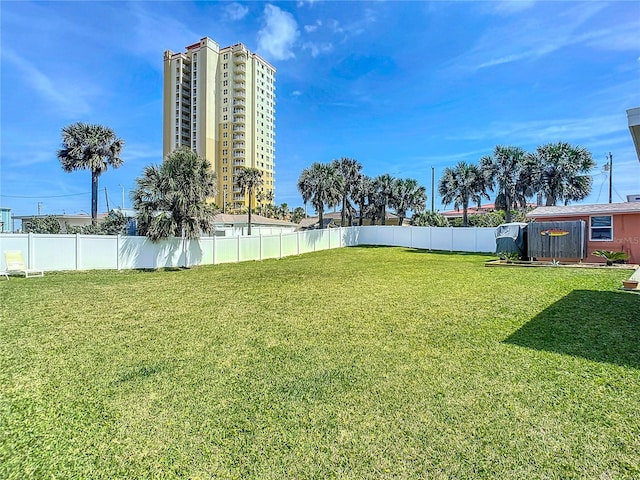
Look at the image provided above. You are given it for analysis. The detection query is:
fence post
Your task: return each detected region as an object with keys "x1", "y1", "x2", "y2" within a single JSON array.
[
  {"x1": 450, "y1": 227, "x2": 454, "y2": 252},
  {"x1": 329, "y1": 229, "x2": 331, "y2": 250},
  {"x1": 76, "y1": 233, "x2": 81, "y2": 270},
  {"x1": 280, "y1": 231, "x2": 283, "y2": 259},
  {"x1": 213, "y1": 235, "x2": 216, "y2": 265},
  {"x1": 259, "y1": 234, "x2": 263, "y2": 261},
  {"x1": 28, "y1": 233, "x2": 34, "y2": 269},
  {"x1": 474, "y1": 227, "x2": 478, "y2": 253},
  {"x1": 116, "y1": 235, "x2": 121, "y2": 270},
  {"x1": 237, "y1": 235, "x2": 240, "y2": 263},
  {"x1": 297, "y1": 231, "x2": 300, "y2": 255}
]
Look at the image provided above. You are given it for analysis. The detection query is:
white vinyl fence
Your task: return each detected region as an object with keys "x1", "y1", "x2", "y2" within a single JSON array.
[{"x1": 0, "y1": 226, "x2": 496, "y2": 272}]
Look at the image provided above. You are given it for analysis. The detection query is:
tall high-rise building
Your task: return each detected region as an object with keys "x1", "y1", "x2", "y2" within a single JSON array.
[{"x1": 163, "y1": 37, "x2": 276, "y2": 212}]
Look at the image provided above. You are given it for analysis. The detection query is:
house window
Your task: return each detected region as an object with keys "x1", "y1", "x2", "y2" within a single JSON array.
[{"x1": 590, "y1": 215, "x2": 613, "y2": 241}]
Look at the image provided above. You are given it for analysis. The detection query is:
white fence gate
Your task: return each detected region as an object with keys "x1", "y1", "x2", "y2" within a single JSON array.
[{"x1": 0, "y1": 226, "x2": 496, "y2": 272}]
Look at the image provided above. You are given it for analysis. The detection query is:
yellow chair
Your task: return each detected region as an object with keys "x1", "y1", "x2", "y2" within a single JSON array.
[{"x1": 4, "y1": 251, "x2": 44, "y2": 278}]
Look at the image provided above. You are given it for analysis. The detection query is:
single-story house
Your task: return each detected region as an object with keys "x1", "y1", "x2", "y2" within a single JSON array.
[
  {"x1": 298, "y1": 211, "x2": 406, "y2": 230},
  {"x1": 13, "y1": 213, "x2": 108, "y2": 233},
  {"x1": 526, "y1": 201, "x2": 640, "y2": 264},
  {"x1": 211, "y1": 213, "x2": 298, "y2": 235},
  {"x1": 442, "y1": 202, "x2": 537, "y2": 220}
]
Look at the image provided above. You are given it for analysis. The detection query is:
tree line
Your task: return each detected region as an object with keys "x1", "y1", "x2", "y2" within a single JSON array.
[
  {"x1": 297, "y1": 158, "x2": 427, "y2": 228},
  {"x1": 440, "y1": 143, "x2": 595, "y2": 226},
  {"x1": 298, "y1": 142, "x2": 595, "y2": 229},
  {"x1": 47, "y1": 122, "x2": 595, "y2": 237}
]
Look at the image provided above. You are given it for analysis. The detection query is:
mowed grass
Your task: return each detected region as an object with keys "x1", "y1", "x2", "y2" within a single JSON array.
[{"x1": 1, "y1": 247, "x2": 639, "y2": 479}]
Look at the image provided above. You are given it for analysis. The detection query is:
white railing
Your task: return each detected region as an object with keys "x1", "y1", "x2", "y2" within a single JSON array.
[{"x1": 0, "y1": 226, "x2": 496, "y2": 272}]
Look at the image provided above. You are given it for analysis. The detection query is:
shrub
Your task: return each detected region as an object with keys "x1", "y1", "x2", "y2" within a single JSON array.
[{"x1": 592, "y1": 250, "x2": 629, "y2": 265}]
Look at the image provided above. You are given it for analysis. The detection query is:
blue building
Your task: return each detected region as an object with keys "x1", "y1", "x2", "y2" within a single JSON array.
[{"x1": 0, "y1": 207, "x2": 11, "y2": 232}]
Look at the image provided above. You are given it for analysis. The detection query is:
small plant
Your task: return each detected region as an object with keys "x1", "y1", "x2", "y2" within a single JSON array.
[
  {"x1": 592, "y1": 250, "x2": 629, "y2": 266},
  {"x1": 498, "y1": 251, "x2": 520, "y2": 262}
]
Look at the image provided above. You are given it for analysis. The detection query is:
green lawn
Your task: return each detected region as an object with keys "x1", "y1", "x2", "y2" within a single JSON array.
[{"x1": 1, "y1": 247, "x2": 639, "y2": 479}]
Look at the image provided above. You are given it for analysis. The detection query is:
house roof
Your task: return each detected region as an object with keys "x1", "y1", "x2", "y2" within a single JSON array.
[
  {"x1": 13, "y1": 213, "x2": 108, "y2": 220},
  {"x1": 527, "y1": 202, "x2": 640, "y2": 218},
  {"x1": 442, "y1": 202, "x2": 537, "y2": 218},
  {"x1": 212, "y1": 213, "x2": 297, "y2": 227},
  {"x1": 298, "y1": 211, "x2": 400, "y2": 229},
  {"x1": 442, "y1": 203, "x2": 497, "y2": 218}
]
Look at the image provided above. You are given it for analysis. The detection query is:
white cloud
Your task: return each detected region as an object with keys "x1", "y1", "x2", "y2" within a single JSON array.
[
  {"x1": 225, "y1": 2, "x2": 249, "y2": 21},
  {"x1": 448, "y1": 114, "x2": 626, "y2": 145},
  {"x1": 297, "y1": 0, "x2": 321, "y2": 7},
  {"x1": 292, "y1": 90, "x2": 302, "y2": 96},
  {"x1": 450, "y1": 2, "x2": 622, "y2": 73},
  {"x1": 489, "y1": 1, "x2": 537, "y2": 15},
  {"x1": 304, "y1": 20, "x2": 322, "y2": 33},
  {"x1": 2, "y1": 49, "x2": 93, "y2": 118},
  {"x1": 128, "y1": 4, "x2": 200, "y2": 68},
  {"x1": 257, "y1": 5, "x2": 300, "y2": 61},
  {"x1": 326, "y1": 9, "x2": 376, "y2": 39},
  {"x1": 302, "y1": 41, "x2": 333, "y2": 57}
]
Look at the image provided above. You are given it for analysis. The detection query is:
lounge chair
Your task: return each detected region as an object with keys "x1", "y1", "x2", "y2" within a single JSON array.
[{"x1": 4, "y1": 251, "x2": 44, "y2": 278}]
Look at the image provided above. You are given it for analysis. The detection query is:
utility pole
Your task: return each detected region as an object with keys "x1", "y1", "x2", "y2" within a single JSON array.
[
  {"x1": 607, "y1": 152, "x2": 613, "y2": 204},
  {"x1": 104, "y1": 187, "x2": 110, "y2": 212},
  {"x1": 37, "y1": 202, "x2": 42, "y2": 215},
  {"x1": 119, "y1": 184, "x2": 125, "y2": 209},
  {"x1": 431, "y1": 167, "x2": 435, "y2": 213}
]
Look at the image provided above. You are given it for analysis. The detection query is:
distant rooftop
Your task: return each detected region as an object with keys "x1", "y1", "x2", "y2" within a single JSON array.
[{"x1": 527, "y1": 202, "x2": 640, "y2": 217}]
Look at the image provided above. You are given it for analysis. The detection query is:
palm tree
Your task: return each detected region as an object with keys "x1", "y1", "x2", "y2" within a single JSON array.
[
  {"x1": 438, "y1": 162, "x2": 488, "y2": 227},
  {"x1": 513, "y1": 152, "x2": 541, "y2": 209},
  {"x1": 291, "y1": 206, "x2": 306, "y2": 224},
  {"x1": 352, "y1": 175, "x2": 373, "y2": 226},
  {"x1": 58, "y1": 122, "x2": 124, "y2": 224},
  {"x1": 480, "y1": 145, "x2": 527, "y2": 223},
  {"x1": 277, "y1": 203, "x2": 290, "y2": 221},
  {"x1": 390, "y1": 178, "x2": 427, "y2": 226},
  {"x1": 297, "y1": 162, "x2": 343, "y2": 229},
  {"x1": 533, "y1": 142, "x2": 595, "y2": 206},
  {"x1": 236, "y1": 167, "x2": 264, "y2": 235},
  {"x1": 373, "y1": 174, "x2": 395, "y2": 225},
  {"x1": 131, "y1": 148, "x2": 217, "y2": 241},
  {"x1": 332, "y1": 157, "x2": 363, "y2": 226}
]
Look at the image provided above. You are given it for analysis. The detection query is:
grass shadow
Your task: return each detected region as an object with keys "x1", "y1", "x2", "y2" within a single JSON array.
[
  {"x1": 504, "y1": 290, "x2": 640, "y2": 369},
  {"x1": 402, "y1": 248, "x2": 490, "y2": 256},
  {"x1": 111, "y1": 362, "x2": 172, "y2": 385}
]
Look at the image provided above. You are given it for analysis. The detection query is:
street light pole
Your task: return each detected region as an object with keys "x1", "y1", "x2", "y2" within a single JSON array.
[
  {"x1": 119, "y1": 184, "x2": 125, "y2": 209},
  {"x1": 431, "y1": 167, "x2": 435, "y2": 213},
  {"x1": 607, "y1": 152, "x2": 613, "y2": 204}
]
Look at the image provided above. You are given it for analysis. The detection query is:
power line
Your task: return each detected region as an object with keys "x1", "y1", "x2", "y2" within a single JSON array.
[{"x1": 0, "y1": 192, "x2": 90, "y2": 198}]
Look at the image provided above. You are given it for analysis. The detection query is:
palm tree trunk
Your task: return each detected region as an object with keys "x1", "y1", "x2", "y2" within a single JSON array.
[
  {"x1": 505, "y1": 193, "x2": 512, "y2": 223},
  {"x1": 381, "y1": 205, "x2": 386, "y2": 225},
  {"x1": 91, "y1": 170, "x2": 99, "y2": 225},
  {"x1": 318, "y1": 208, "x2": 324, "y2": 230},
  {"x1": 463, "y1": 200, "x2": 469, "y2": 227},
  {"x1": 248, "y1": 190, "x2": 253, "y2": 235},
  {"x1": 341, "y1": 196, "x2": 346, "y2": 227}
]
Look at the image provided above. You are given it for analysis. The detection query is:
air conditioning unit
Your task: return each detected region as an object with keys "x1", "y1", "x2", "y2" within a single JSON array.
[{"x1": 626, "y1": 194, "x2": 640, "y2": 202}]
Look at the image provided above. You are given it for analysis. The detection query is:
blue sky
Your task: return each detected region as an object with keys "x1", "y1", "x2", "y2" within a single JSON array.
[{"x1": 1, "y1": 0, "x2": 639, "y2": 217}]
